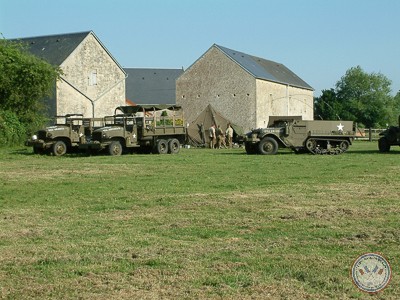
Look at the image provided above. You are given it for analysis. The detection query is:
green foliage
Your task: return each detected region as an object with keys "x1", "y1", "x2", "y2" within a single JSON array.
[
  {"x1": 315, "y1": 66, "x2": 397, "y2": 127},
  {"x1": 0, "y1": 110, "x2": 26, "y2": 145},
  {"x1": 0, "y1": 38, "x2": 61, "y2": 144},
  {"x1": 314, "y1": 89, "x2": 341, "y2": 120},
  {"x1": 392, "y1": 91, "x2": 400, "y2": 126}
]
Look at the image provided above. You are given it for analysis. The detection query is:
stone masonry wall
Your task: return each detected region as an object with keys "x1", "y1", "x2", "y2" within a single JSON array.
[
  {"x1": 176, "y1": 46, "x2": 256, "y2": 132},
  {"x1": 256, "y1": 80, "x2": 314, "y2": 127},
  {"x1": 57, "y1": 34, "x2": 125, "y2": 117}
]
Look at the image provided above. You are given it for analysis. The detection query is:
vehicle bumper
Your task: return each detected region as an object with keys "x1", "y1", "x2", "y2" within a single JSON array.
[
  {"x1": 244, "y1": 136, "x2": 260, "y2": 143},
  {"x1": 25, "y1": 139, "x2": 50, "y2": 149}
]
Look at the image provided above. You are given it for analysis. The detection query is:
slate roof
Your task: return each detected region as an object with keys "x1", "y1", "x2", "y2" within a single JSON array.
[
  {"x1": 214, "y1": 44, "x2": 313, "y2": 91},
  {"x1": 11, "y1": 31, "x2": 90, "y2": 66},
  {"x1": 11, "y1": 31, "x2": 125, "y2": 73},
  {"x1": 124, "y1": 68, "x2": 183, "y2": 105}
]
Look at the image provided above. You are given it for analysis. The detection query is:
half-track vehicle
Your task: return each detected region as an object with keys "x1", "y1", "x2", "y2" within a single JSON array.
[
  {"x1": 26, "y1": 114, "x2": 104, "y2": 156},
  {"x1": 378, "y1": 115, "x2": 400, "y2": 152},
  {"x1": 244, "y1": 116, "x2": 355, "y2": 155},
  {"x1": 79, "y1": 105, "x2": 186, "y2": 155}
]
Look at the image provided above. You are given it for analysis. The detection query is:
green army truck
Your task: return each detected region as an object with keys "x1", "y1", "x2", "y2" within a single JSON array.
[
  {"x1": 244, "y1": 116, "x2": 355, "y2": 155},
  {"x1": 378, "y1": 115, "x2": 400, "y2": 152},
  {"x1": 26, "y1": 114, "x2": 104, "y2": 156},
  {"x1": 79, "y1": 105, "x2": 186, "y2": 155}
]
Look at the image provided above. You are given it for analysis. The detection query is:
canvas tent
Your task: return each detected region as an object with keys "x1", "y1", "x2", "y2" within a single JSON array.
[{"x1": 186, "y1": 104, "x2": 243, "y2": 147}]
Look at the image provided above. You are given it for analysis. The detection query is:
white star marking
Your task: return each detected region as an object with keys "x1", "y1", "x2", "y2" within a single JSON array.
[{"x1": 337, "y1": 123, "x2": 344, "y2": 131}]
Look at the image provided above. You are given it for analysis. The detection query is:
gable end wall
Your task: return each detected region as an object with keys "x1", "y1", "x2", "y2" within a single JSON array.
[
  {"x1": 177, "y1": 46, "x2": 256, "y2": 131},
  {"x1": 57, "y1": 34, "x2": 125, "y2": 117}
]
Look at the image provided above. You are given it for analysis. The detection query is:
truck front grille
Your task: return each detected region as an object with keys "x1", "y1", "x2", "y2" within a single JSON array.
[
  {"x1": 92, "y1": 131, "x2": 103, "y2": 141},
  {"x1": 38, "y1": 130, "x2": 47, "y2": 140}
]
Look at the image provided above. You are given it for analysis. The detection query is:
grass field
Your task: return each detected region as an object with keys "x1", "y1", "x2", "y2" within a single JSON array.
[{"x1": 0, "y1": 141, "x2": 399, "y2": 299}]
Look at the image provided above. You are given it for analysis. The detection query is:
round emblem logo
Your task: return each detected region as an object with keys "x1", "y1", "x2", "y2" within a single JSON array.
[{"x1": 351, "y1": 253, "x2": 392, "y2": 293}]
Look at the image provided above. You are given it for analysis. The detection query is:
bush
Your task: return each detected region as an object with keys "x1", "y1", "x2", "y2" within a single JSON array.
[{"x1": 0, "y1": 110, "x2": 26, "y2": 146}]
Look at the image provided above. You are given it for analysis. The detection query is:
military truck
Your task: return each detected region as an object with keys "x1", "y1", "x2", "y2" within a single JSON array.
[
  {"x1": 26, "y1": 114, "x2": 104, "y2": 156},
  {"x1": 244, "y1": 116, "x2": 355, "y2": 155},
  {"x1": 80, "y1": 105, "x2": 186, "y2": 155},
  {"x1": 378, "y1": 115, "x2": 400, "y2": 152}
]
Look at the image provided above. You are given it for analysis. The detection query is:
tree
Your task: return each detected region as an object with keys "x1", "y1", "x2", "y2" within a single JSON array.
[
  {"x1": 335, "y1": 66, "x2": 393, "y2": 128},
  {"x1": 390, "y1": 91, "x2": 400, "y2": 126},
  {"x1": 314, "y1": 89, "x2": 342, "y2": 120},
  {"x1": 0, "y1": 38, "x2": 61, "y2": 143},
  {"x1": 314, "y1": 66, "x2": 396, "y2": 127}
]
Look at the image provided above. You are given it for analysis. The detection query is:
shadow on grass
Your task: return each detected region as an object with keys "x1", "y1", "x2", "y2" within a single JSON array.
[
  {"x1": 348, "y1": 149, "x2": 400, "y2": 155},
  {"x1": 9, "y1": 147, "x2": 92, "y2": 158},
  {"x1": 215, "y1": 150, "x2": 296, "y2": 156},
  {"x1": 9, "y1": 148, "x2": 34, "y2": 155}
]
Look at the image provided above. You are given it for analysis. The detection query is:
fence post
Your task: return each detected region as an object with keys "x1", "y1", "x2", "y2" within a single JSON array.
[{"x1": 368, "y1": 127, "x2": 372, "y2": 142}]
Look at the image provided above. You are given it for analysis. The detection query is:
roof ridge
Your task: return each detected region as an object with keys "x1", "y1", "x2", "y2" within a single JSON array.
[{"x1": 12, "y1": 30, "x2": 92, "y2": 40}]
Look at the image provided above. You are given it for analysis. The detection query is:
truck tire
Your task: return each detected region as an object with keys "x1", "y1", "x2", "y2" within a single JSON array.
[
  {"x1": 258, "y1": 137, "x2": 278, "y2": 155},
  {"x1": 339, "y1": 140, "x2": 350, "y2": 152},
  {"x1": 154, "y1": 139, "x2": 168, "y2": 154},
  {"x1": 52, "y1": 140, "x2": 67, "y2": 156},
  {"x1": 378, "y1": 137, "x2": 390, "y2": 152},
  {"x1": 168, "y1": 139, "x2": 180, "y2": 154},
  {"x1": 108, "y1": 141, "x2": 123, "y2": 156}
]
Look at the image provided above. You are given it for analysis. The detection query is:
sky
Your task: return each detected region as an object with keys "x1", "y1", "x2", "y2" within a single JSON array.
[{"x1": 1, "y1": 0, "x2": 399, "y2": 97}]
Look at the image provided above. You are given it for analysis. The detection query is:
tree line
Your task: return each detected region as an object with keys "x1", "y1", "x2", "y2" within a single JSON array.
[
  {"x1": 1, "y1": 39, "x2": 399, "y2": 146},
  {"x1": 314, "y1": 66, "x2": 400, "y2": 128}
]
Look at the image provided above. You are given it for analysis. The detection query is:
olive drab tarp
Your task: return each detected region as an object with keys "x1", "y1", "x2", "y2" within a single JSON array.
[{"x1": 186, "y1": 104, "x2": 243, "y2": 147}]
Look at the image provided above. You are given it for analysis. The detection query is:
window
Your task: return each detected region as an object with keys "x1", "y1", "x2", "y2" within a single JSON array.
[{"x1": 89, "y1": 70, "x2": 97, "y2": 86}]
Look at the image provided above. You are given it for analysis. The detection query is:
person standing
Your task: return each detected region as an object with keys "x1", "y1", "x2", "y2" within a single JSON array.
[
  {"x1": 226, "y1": 123, "x2": 234, "y2": 148},
  {"x1": 209, "y1": 124, "x2": 216, "y2": 149},
  {"x1": 216, "y1": 125, "x2": 224, "y2": 149}
]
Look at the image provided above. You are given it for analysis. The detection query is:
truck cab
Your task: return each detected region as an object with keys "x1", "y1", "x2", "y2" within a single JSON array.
[{"x1": 26, "y1": 114, "x2": 104, "y2": 156}]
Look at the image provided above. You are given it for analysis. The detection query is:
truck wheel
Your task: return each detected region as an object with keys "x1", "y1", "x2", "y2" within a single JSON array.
[
  {"x1": 339, "y1": 140, "x2": 350, "y2": 152},
  {"x1": 258, "y1": 137, "x2": 278, "y2": 155},
  {"x1": 154, "y1": 139, "x2": 168, "y2": 154},
  {"x1": 52, "y1": 141, "x2": 67, "y2": 156},
  {"x1": 378, "y1": 137, "x2": 390, "y2": 152},
  {"x1": 108, "y1": 141, "x2": 123, "y2": 156},
  {"x1": 305, "y1": 139, "x2": 316, "y2": 152},
  {"x1": 168, "y1": 139, "x2": 180, "y2": 154}
]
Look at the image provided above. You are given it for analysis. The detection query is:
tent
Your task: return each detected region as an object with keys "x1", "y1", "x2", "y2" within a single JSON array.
[{"x1": 186, "y1": 104, "x2": 244, "y2": 147}]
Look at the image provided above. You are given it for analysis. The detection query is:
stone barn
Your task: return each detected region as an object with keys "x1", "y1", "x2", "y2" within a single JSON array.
[
  {"x1": 15, "y1": 31, "x2": 126, "y2": 117},
  {"x1": 176, "y1": 44, "x2": 314, "y2": 132}
]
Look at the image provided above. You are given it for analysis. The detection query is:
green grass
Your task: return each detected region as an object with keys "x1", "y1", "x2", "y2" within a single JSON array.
[{"x1": 0, "y1": 142, "x2": 399, "y2": 299}]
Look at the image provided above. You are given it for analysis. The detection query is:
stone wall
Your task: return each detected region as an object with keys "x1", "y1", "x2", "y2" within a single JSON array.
[
  {"x1": 255, "y1": 81, "x2": 314, "y2": 128},
  {"x1": 177, "y1": 46, "x2": 256, "y2": 132},
  {"x1": 57, "y1": 34, "x2": 125, "y2": 117}
]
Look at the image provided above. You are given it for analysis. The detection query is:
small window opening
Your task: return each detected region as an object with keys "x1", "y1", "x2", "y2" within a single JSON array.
[{"x1": 89, "y1": 70, "x2": 97, "y2": 86}]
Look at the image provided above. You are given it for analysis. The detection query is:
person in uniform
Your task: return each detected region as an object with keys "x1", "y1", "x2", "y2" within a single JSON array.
[
  {"x1": 226, "y1": 123, "x2": 234, "y2": 148},
  {"x1": 209, "y1": 124, "x2": 216, "y2": 149}
]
